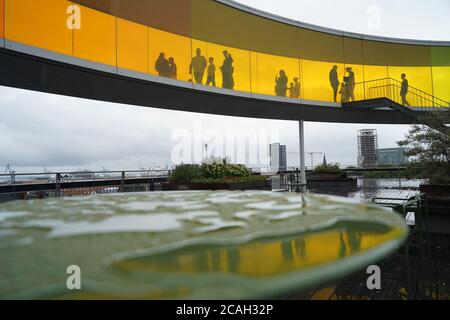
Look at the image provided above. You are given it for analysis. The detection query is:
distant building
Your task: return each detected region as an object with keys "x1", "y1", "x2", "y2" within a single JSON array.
[
  {"x1": 358, "y1": 129, "x2": 378, "y2": 168},
  {"x1": 270, "y1": 143, "x2": 287, "y2": 172},
  {"x1": 377, "y1": 148, "x2": 409, "y2": 166}
]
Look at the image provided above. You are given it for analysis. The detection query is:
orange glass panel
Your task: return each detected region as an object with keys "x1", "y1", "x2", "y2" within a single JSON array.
[
  {"x1": 117, "y1": 18, "x2": 148, "y2": 73},
  {"x1": 149, "y1": 27, "x2": 191, "y2": 82},
  {"x1": 0, "y1": 0, "x2": 4, "y2": 39},
  {"x1": 74, "y1": 4, "x2": 117, "y2": 66},
  {"x1": 5, "y1": 0, "x2": 73, "y2": 55}
]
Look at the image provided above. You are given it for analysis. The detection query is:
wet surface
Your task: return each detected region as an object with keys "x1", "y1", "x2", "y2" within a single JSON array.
[{"x1": 0, "y1": 191, "x2": 408, "y2": 299}]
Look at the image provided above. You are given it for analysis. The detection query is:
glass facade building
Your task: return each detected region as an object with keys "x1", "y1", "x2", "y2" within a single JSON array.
[{"x1": 1, "y1": 0, "x2": 449, "y2": 106}]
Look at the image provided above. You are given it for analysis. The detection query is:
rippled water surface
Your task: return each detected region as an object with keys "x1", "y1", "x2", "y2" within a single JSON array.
[{"x1": 0, "y1": 191, "x2": 408, "y2": 299}]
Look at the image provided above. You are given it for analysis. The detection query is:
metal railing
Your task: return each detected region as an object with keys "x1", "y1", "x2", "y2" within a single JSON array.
[
  {"x1": 344, "y1": 77, "x2": 450, "y2": 111},
  {"x1": 0, "y1": 169, "x2": 170, "y2": 201}
]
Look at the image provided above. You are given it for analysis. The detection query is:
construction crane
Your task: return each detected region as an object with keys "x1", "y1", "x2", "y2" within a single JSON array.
[
  {"x1": 5, "y1": 164, "x2": 16, "y2": 184},
  {"x1": 288, "y1": 152, "x2": 324, "y2": 169}
]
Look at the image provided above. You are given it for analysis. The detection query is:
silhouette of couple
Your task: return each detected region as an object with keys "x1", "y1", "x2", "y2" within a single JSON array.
[
  {"x1": 275, "y1": 70, "x2": 300, "y2": 98},
  {"x1": 155, "y1": 53, "x2": 177, "y2": 79},
  {"x1": 329, "y1": 66, "x2": 355, "y2": 103},
  {"x1": 189, "y1": 48, "x2": 235, "y2": 89}
]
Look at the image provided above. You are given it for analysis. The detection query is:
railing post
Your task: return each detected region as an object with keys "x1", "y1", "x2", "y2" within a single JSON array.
[
  {"x1": 56, "y1": 173, "x2": 61, "y2": 198},
  {"x1": 120, "y1": 171, "x2": 125, "y2": 193}
]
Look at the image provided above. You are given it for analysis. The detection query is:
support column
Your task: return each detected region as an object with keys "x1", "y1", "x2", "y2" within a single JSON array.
[{"x1": 298, "y1": 120, "x2": 307, "y2": 192}]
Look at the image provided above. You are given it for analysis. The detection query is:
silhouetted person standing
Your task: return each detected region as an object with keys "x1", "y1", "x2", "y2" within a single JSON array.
[
  {"x1": 275, "y1": 70, "x2": 288, "y2": 97},
  {"x1": 190, "y1": 48, "x2": 207, "y2": 84},
  {"x1": 155, "y1": 52, "x2": 170, "y2": 77},
  {"x1": 345, "y1": 67, "x2": 355, "y2": 101},
  {"x1": 206, "y1": 57, "x2": 216, "y2": 87},
  {"x1": 221, "y1": 50, "x2": 234, "y2": 90},
  {"x1": 168, "y1": 57, "x2": 177, "y2": 80},
  {"x1": 400, "y1": 73, "x2": 411, "y2": 106},
  {"x1": 329, "y1": 65, "x2": 340, "y2": 102},
  {"x1": 291, "y1": 77, "x2": 300, "y2": 98}
]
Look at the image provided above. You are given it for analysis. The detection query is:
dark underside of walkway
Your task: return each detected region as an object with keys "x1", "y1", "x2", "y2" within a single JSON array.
[{"x1": 284, "y1": 231, "x2": 450, "y2": 300}]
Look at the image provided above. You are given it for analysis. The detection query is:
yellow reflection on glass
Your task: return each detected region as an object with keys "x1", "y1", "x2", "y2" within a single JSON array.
[
  {"x1": 115, "y1": 222, "x2": 402, "y2": 278},
  {"x1": 301, "y1": 60, "x2": 344, "y2": 102},
  {"x1": 117, "y1": 18, "x2": 148, "y2": 73},
  {"x1": 74, "y1": 5, "x2": 117, "y2": 66},
  {"x1": 149, "y1": 27, "x2": 191, "y2": 82},
  {"x1": 388, "y1": 66, "x2": 433, "y2": 95},
  {"x1": 207, "y1": 42, "x2": 251, "y2": 92},
  {"x1": 253, "y1": 52, "x2": 300, "y2": 98},
  {"x1": 364, "y1": 65, "x2": 388, "y2": 82},
  {"x1": 5, "y1": 0, "x2": 73, "y2": 56}
]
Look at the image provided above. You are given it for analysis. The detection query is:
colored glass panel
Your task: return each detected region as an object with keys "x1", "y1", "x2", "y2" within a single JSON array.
[
  {"x1": 5, "y1": 0, "x2": 73, "y2": 55},
  {"x1": 117, "y1": 18, "x2": 148, "y2": 73},
  {"x1": 74, "y1": 4, "x2": 117, "y2": 66},
  {"x1": 149, "y1": 27, "x2": 191, "y2": 82}
]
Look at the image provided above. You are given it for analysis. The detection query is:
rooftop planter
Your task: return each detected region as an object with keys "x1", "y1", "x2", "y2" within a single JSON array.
[{"x1": 164, "y1": 160, "x2": 270, "y2": 191}]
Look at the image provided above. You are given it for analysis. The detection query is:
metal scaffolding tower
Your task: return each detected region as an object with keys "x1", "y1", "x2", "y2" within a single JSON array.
[{"x1": 358, "y1": 129, "x2": 378, "y2": 168}]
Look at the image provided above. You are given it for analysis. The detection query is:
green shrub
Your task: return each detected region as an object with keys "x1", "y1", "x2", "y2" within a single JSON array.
[
  {"x1": 314, "y1": 163, "x2": 341, "y2": 173},
  {"x1": 201, "y1": 163, "x2": 251, "y2": 180},
  {"x1": 170, "y1": 164, "x2": 202, "y2": 183}
]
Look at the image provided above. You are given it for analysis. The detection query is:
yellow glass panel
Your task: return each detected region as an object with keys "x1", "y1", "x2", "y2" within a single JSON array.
[
  {"x1": 249, "y1": 15, "x2": 299, "y2": 59},
  {"x1": 149, "y1": 27, "x2": 191, "y2": 82},
  {"x1": 74, "y1": 5, "x2": 116, "y2": 66},
  {"x1": 254, "y1": 52, "x2": 299, "y2": 97},
  {"x1": 363, "y1": 40, "x2": 388, "y2": 83},
  {"x1": 432, "y1": 67, "x2": 450, "y2": 103},
  {"x1": 207, "y1": 42, "x2": 251, "y2": 92},
  {"x1": 301, "y1": 60, "x2": 344, "y2": 102},
  {"x1": 299, "y1": 29, "x2": 344, "y2": 63},
  {"x1": 388, "y1": 66, "x2": 433, "y2": 95},
  {"x1": 364, "y1": 65, "x2": 388, "y2": 82},
  {"x1": 387, "y1": 42, "x2": 431, "y2": 67},
  {"x1": 363, "y1": 40, "x2": 389, "y2": 67},
  {"x1": 5, "y1": 0, "x2": 73, "y2": 55},
  {"x1": 191, "y1": 0, "x2": 248, "y2": 50},
  {"x1": 431, "y1": 46, "x2": 450, "y2": 103},
  {"x1": 250, "y1": 51, "x2": 258, "y2": 93},
  {"x1": 117, "y1": 18, "x2": 148, "y2": 73}
]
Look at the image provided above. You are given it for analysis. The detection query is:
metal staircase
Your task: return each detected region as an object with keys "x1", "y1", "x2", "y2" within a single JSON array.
[{"x1": 342, "y1": 77, "x2": 449, "y2": 112}]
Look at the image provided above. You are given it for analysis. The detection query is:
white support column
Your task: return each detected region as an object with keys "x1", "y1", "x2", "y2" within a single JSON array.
[{"x1": 298, "y1": 120, "x2": 307, "y2": 192}]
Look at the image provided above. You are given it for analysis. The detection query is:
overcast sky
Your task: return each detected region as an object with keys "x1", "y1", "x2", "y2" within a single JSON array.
[{"x1": 1, "y1": 0, "x2": 449, "y2": 172}]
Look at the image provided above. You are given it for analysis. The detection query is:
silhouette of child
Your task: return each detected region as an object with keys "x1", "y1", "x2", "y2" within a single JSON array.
[
  {"x1": 339, "y1": 82, "x2": 348, "y2": 103},
  {"x1": 206, "y1": 57, "x2": 216, "y2": 87}
]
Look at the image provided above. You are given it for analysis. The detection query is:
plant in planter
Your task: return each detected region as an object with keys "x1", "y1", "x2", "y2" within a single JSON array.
[{"x1": 167, "y1": 157, "x2": 268, "y2": 190}]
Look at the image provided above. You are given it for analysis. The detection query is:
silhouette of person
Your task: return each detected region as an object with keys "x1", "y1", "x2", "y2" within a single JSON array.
[
  {"x1": 345, "y1": 67, "x2": 356, "y2": 101},
  {"x1": 400, "y1": 73, "x2": 411, "y2": 106},
  {"x1": 206, "y1": 57, "x2": 216, "y2": 87},
  {"x1": 155, "y1": 52, "x2": 170, "y2": 77},
  {"x1": 293, "y1": 77, "x2": 300, "y2": 98},
  {"x1": 275, "y1": 70, "x2": 288, "y2": 97},
  {"x1": 189, "y1": 48, "x2": 207, "y2": 84},
  {"x1": 339, "y1": 82, "x2": 349, "y2": 103},
  {"x1": 220, "y1": 50, "x2": 234, "y2": 90},
  {"x1": 288, "y1": 82, "x2": 295, "y2": 98},
  {"x1": 329, "y1": 65, "x2": 340, "y2": 102},
  {"x1": 168, "y1": 57, "x2": 177, "y2": 80}
]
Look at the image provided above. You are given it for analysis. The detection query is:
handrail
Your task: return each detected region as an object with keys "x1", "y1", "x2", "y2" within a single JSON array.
[{"x1": 344, "y1": 77, "x2": 450, "y2": 109}]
